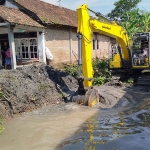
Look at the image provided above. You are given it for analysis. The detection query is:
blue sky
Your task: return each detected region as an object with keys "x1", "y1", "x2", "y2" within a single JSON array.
[{"x1": 42, "y1": 0, "x2": 150, "y2": 15}]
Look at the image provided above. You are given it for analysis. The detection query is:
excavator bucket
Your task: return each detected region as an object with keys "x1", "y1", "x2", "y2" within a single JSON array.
[{"x1": 72, "y1": 88, "x2": 100, "y2": 107}]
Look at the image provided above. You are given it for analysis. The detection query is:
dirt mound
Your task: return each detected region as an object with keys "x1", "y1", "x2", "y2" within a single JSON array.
[{"x1": 0, "y1": 63, "x2": 78, "y2": 119}]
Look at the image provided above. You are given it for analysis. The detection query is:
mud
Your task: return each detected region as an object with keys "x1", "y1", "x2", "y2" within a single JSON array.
[
  {"x1": 0, "y1": 63, "x2": 150, "y2": 149},
  {"x1": 0, "y1": 88, "x2": 150, "y2": 150},
  {"x1": 56, "y1": 99, "x2": 150, "y2": 150},
  {"x1": 1, "y1": 62, "x2": 150, "y2": 121},
  {"x1": 0, "y1": 63, "x2": 78, "y2": 119}
]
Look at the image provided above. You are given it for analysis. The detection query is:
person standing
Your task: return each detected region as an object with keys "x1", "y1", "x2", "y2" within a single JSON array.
[
  {"x1": 5, "y1": 48, "x2": 11, "y2": 69},
  {"x1": 1, "y1": 41, "x2": 9, "y2": 67}
]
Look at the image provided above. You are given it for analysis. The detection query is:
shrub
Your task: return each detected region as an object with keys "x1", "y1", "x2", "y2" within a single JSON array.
[
  {"x1": 63, "y1": 59, "x2": 111, "y2": 86},
  {"x1": 63, "y1": 64, "x2": 79, "y2": 77},
  {"x1": 92, "y1": 76, "x2": 106, "y2": 86},
  {"x1": 127, "y1": 78, "x2": 134, "y2": 84},
  {"x1": 92, "y1": 59, "x2": 111, "y2": 85}
]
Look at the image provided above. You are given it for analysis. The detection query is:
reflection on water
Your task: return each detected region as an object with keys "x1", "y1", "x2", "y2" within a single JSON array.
[{"x1": 56, "y1": 100, "x2": 150, "y2": 150}]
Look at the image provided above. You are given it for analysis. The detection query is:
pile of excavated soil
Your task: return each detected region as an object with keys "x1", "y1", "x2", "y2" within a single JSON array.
[
  {"x1": 0, "y1": 63, "x2": 78, "y2": 119},
  {"x1": 1, "y1": 63, "x2": 150, "y2": 120}
]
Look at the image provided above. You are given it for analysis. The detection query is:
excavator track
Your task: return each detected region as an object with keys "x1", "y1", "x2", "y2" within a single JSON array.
[{"x1": 136, "y1": 71, "x2": 150, "y2": 85}]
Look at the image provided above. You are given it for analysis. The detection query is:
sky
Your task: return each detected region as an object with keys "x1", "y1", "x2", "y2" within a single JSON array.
[{"x1": 42, "y1": 0, "x2": 150, "y2": 15}]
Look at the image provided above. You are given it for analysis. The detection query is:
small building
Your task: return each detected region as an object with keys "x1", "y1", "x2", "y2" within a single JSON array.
[{"x1": 0, "y1": 0, "x2": 111, "y2": 69}]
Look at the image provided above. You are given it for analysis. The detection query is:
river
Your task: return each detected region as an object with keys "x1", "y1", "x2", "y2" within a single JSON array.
[{"x1": 0, "y1": 99, "x2": 150, "y2": 150}]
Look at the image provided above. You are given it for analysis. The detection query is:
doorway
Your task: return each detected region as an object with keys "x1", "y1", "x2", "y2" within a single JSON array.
[{"x1": 0, "y1": 39, "x2": 9, "y2": 68}]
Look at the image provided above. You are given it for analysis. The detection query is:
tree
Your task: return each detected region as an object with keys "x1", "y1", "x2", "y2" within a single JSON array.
[
  {"x1": 107, "y1": 0, "x2": 141, "y2": 21},
  {"x1": 121, "y1": 9, "x2": 150, "y2": 38},
  {"x1": 106, "y1": 0, "x2": 150, "y2": 39}
]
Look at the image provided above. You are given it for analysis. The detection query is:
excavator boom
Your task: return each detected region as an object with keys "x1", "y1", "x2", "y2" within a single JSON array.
[
  {"x1": 77, "y1": 4, "x2": 131, "y2": 87},
  {"x1": 73, "y1": 4, "x2": 131, "y2": 107}
]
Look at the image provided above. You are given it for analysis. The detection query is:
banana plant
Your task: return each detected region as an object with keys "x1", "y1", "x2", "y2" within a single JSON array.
[
  {"x1": 121, "y1": 9, "x2": 150, "y2": 39},
  {"x1": 140, "y1": 11, "x2": 150, "y2": 32}
]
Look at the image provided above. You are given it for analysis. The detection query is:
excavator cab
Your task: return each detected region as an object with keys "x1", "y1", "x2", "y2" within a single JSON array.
[{"x1": 132, "y1": 33, "x2": 150, "y2": 69}]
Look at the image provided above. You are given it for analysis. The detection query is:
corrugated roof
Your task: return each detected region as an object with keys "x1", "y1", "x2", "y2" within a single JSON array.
[
  {"x1": 0, "y1": 5, "x2": 43, "y2": 28},
  {"x1": 12, "y1": 0, "x2": 77, "y2": 27}
]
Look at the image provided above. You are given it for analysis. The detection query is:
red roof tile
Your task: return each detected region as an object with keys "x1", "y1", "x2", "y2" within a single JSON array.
[
  {"x1": 12, "y1": 0, "x2": 77, "y2": 27},
  {"x1": 0, "y1": 5, "x2": 43, "y2": 28}
]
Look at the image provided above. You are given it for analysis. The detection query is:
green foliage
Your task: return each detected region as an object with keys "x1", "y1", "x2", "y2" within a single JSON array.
[
  {"x1": 121, "y1": 9, "x2": 150, "y2": 38},
  {"x1": 92, "y1": 76, "x2": 106, "y2": 86},
  {"x1": 0, "y1": 116, "x2": 4, "y2": 135},
  {"x1": 107, "y1": 0, "x2": 150, "y2": 39},
  {"x1": 63, "y1": 59, "x2": 111, "y2": 86},
  {"x1": 93, "y1": 59, "x2": 111, "y2": 78},
  {"x1": 127, "y1": 78, "x2": 134, "y2": 84},
  {"x1": 92, "y1": 59, "x2": 111, "y2": 85},
  {"x1": 63, "y1": 64, "x2": 79, "y2": 77},
  {"x1": 0, "y1": 91, "x2": 3, "y2": 97},
  {"x1": 107, "y1": 0, "x2": 141, "y2": 21}
]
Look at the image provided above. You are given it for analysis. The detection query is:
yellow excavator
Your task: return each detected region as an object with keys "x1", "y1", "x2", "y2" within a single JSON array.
[{"x1": 72, "y1": 4, "x2": 150, "y2": 106}]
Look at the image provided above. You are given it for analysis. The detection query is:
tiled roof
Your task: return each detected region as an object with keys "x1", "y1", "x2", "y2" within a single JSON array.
[
  {"x1": 0, "y1": 5, "x2": 43, "y2": 28},
  {"x1": 12, "y1": 0, "x2": 77, "y2": 27}
]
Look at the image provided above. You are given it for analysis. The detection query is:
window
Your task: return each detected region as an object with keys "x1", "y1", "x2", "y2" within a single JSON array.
[
  {"x1": 93, "y1": 39, "x2": 99, "y2": 50},
  {"x1": 21, "y1": 38, "x2": 29, "y2": 59},
  {"x1": 97, "y1": 39, "x2": 99, "y2": 49},
  {"x1": 93, "y1": 40, "x2": 95, "y2": 50},
  {"x1": 30, "y1": 39, "x2": 37, "y2": 58},
  {"x1": 14, "y1": 38, "x2": 38, "y2": 59}
]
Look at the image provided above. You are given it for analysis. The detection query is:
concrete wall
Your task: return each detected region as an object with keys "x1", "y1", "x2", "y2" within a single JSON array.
[{"x1": 45, "y1": 27, "x2": 110, "y2": 67}]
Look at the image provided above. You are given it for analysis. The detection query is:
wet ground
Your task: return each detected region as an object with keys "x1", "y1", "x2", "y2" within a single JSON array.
[
  {"x1": 0, "y1": 92, "x2": 150, "y2": 150},
  {"x1": 56, "y1": 101, "x2": 150, "y2": 150}
]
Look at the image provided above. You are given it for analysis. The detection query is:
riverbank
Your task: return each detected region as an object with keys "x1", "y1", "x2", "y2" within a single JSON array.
[
  {"x1": 0, "y1": 89, "x2": 150, "y2": 150},
  {"x1": 0, "y1": 63, "x2": 78, "y2": 120},
  {"x1": 1, "y1": 63, "x2": 150, "y2": 121},
  {"x1": 1, "y1": 64, "x2": 150, "y2": 149}
]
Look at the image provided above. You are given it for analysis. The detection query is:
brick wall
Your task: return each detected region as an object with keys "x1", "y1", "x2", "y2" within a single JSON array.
[
  {"x1": 45, "y1": 28, "x2": 70, "y2": 66},
  {"x1": 45, "y1": 28, "x2": 110, "y2": 68},
  {"x1": 93, "y1": 34, "x2": 110, "y2": 59}
]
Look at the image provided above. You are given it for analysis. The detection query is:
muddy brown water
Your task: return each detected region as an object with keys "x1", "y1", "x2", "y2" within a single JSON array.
[
  {"x1": 0, "y1": 103, "x2": 98, "y2": 150},
  {"x1": 0, "y1": 99, "x2": 150, "y2": 150}
]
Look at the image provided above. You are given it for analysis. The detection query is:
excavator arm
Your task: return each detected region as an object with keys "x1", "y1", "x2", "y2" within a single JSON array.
[
  {"x1": 72, "y1": 4, "x2": 131, "y2": 107},
  {"x1": 77, "y1": 4, "x2": 131, "y2": 87}
]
